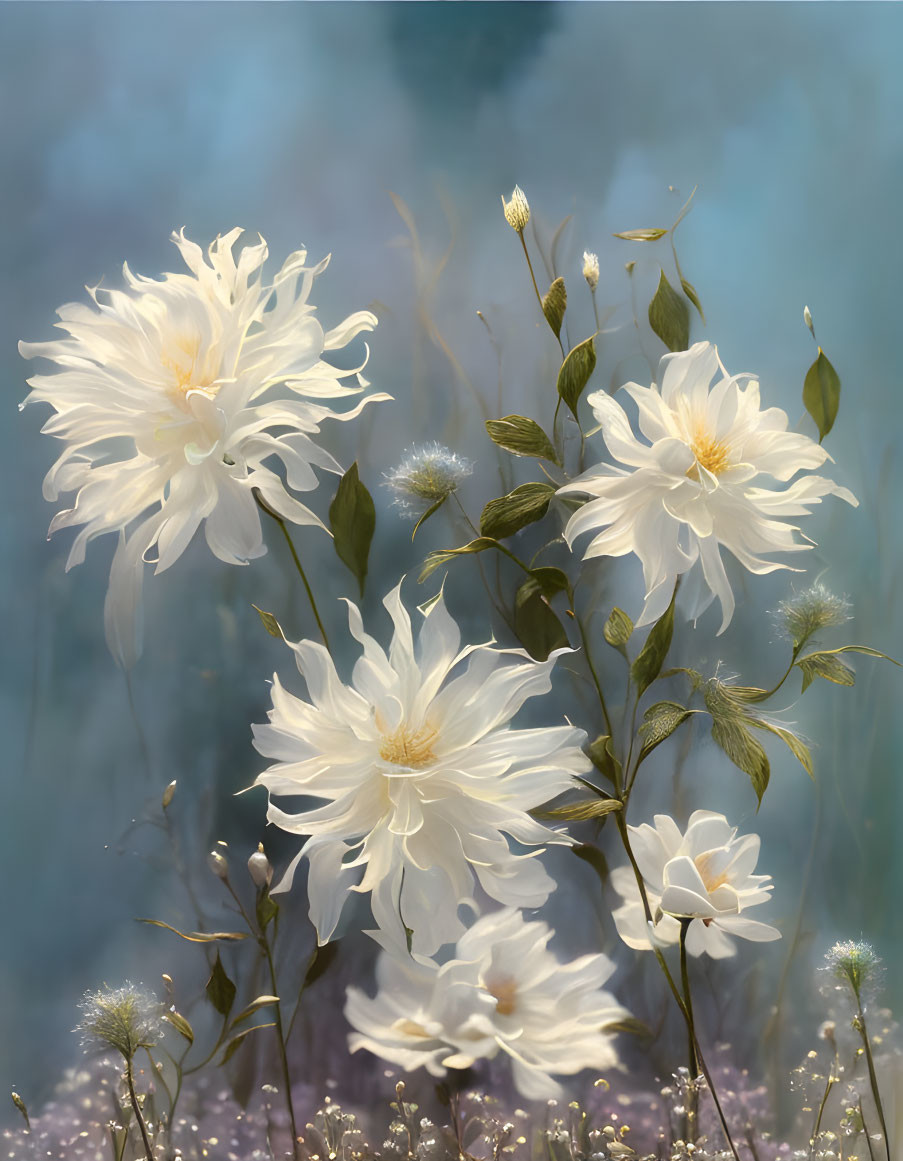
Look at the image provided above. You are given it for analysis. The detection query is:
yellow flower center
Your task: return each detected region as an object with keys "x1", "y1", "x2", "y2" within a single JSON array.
[
  {"x1": 687, "y1": 425, "x2": 731, "y2": 479},
  {"x1": 694, "y1": 851, "x2": 730, "y2": 893},
  {"x1": 162, "y1": 334, "x2": 220, "y2": 401},
  {"x1": 378, "y1": 723, "x2": 438, "y2": 768},
  {"x1": 486, "y1": 975, "x2": 518, "y2": 1016}
]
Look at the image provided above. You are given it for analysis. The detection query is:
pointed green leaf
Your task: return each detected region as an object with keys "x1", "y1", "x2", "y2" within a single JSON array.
[
  {"x1": 513, "y1": 577, "x2": 568, "y2": 662},
  {"x1": 572, "y1": 842, "x2": 609, "y2": 884},
  {"x1": 480, "y1": 482, "x2": 556, "y2": 540},
  {"x1": 328, "y1": 462, "x2": 376, "y2": 597},
  {"x1": 803, "y1": 348, "x2": 841, "y2": 443},
  {"x1": 303, "y1": 940, "x2": 341, "y2": 990},
  {"x1": 485, "y1": 415, "x2": 560, "y2": 465},
  {"x1": 587, "y1": 735, "x2": 621, "y2": 786},
  {"x1": 602, "y1": 607, "x2": 634, "y2": 655},
  {"x1": 164, "y1": 1010, "x2": 194, "y2": 1044},
  {"x1": 256, "y1": 891, "x2": 279, "y2": 931},
  {"x1": 532, "y1": 797, "x2": 622, "y2": 822},
  {"x1": 205, "y1": 954, "x2": 236, "y2": 1019},
  {"x1": 542, "y1": 276, "x2": 567, "y2": 339},
  {"x1": 411, "y1": 496, "x2": 447, "y2": 541},
  {"x1": 797, "y1": 651, "x2": 856, "y2": 692},
  {"x1": 648, "y1": 269, "x2": 690, "y2": 352},
  {"x1": 638, "y1": 701, "x2": 695, "y2": 759},
  {"x1": 251, "y1": 605, "x2": 284, "y2": 640},
  {"x1": 680, "y1": 277, "x2": 706, "y2": 323},
  {"x1": 757, "y1": 721, "x2": 814, "y2": 779},
  {"x1": 137, "y1": 919, "x2": 248, "y2": 943},
  {"x1": 630, "y1": 588, "x2": 677, "y2": 697},
  {"x1": 219, "y1": 1022, "x2": 277, "y2": 1066},
  {"x1": 529, "y1": 566, "x2": 571, "y2": 598},
  {"x1": 710, "y1": 713, "x2": 770, "y2": 805},
  {"x1": 613, "y1": 228, "x2": 668, "y2": 242},
  {"x1": 604, "y1": 1017, "x2": 654, "y2": 1039},
  {"x1": 419, "y1": 537, "x2": 497, "y2": 583},
  {"x1": 556, "y1": 335, "x2": 597, "y2": 418},
  {"x1": 230, "y1": 996, "x2": 280, "y2": 1030}
]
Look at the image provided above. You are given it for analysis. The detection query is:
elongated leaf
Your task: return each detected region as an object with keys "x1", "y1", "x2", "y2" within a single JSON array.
[
  {"x1": 542, "y1": 276, "x2": 567, "y2": 339},
  {"x1": 164, "y1": 1010, "x2": 194, "y2": 1044},
  {"x1": 572, "y1": 842, "x2": 609, "y2": 884},
  {"x1": 529, "y1": 565, "x2": 571, "y2": 598},
  {"x1": 480, "y1": 483, "x2": 556, "y2": 540},
  {"x1": 587, "y1": 734, "x2": 621, "y2": 786},
  {"x1": 230, "y1": 996, "x2": 280, "y2": 1030},
  {"x1": 757, "y1": 721, "x2": 814, "y2": 778},
  {"x1": 532, "y1": 797, "x2": 622, "y2": 822},
  {"x1": 256, "y1": 892, "x2": 278, "y2": 932},
  {"x1": 137, "y1": 919, "x2": 248, "y2": 943},
  {"x1": 631, "y1": 588, "x2": 677, "y2": 697},
  {"x1": 680, "y1": 277, "x2": 706, "y2": 323},
  {"x1": 602, "y1": 607, "x2": 633, "y2": 655},
  {"x1": 303, "y1": 940, "x2": 341, "y2": 990},
  {"x1": 604, "y1": 1017, "x2": 654, "y2": 1039},
  {"x1": 485, "y1": 415, "x2": 560, "y2": 465},
  {"x1": 329, "y1": 463, "x2": 375, "y2": 597},
  {"x1": 648, "y1": 269, "x2": 690, "y2": 352},
  {"x1": 639, "y1": 701, "x2": 694, "y2": 759},
  {"x1": 556, "y1": 335, "x2": 597, "y2": 418},
  {"x1": 803, "y1": 348, "x2": 841, "y2": 443},
  {"x1": 710, "y1": 713, "x2": 770, "y2": 805},
  {"x1": 252, "y1": 605, "x2": 284, "y2": 640},
  {"x1": 613, "y1": 228, "x2": 668, "y2": 242},
  {"x1": 411, "y1": 496, "x2": 447, "y2": 541},
  {"x1": 797, "y1": 651, "x2": 856, "y2": 692},
  {"x1": 220, "y1": 1022, "x2": 277, "y2": 1066},
  {"x1": 514, "y1": 578, "x2": 568, "y2": 662},
  {"x1": 206, "y1": 954, "x2": 236, "y2": 1019},
  {"x1": 419, "y1": 537, "x2": 497, "y2": 582}
]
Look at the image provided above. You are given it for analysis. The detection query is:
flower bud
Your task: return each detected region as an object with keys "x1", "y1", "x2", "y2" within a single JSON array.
[
  {"x1": 161, "y1": 780, "x2": 177, "y2": 809},
  {"x1": 804, "y1": 304, "x2": 814, "y2": 333},
  {"x1": 582, "y1": 251, "x2": 599, "y2": 291},
  {"x1": 207, "y1": 847, "x2": 229, "y2": 880},
  {"x1": 501, "y1": 185, "x2": 530, "y2": 232},
  {"x1": 248, "y1": 842, "x2": 273, "y2": 889}
]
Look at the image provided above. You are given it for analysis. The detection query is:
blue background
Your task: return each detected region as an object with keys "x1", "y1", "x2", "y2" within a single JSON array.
[{"x1": 2, "y1": 1, "x2": 902, "y2": 1109}]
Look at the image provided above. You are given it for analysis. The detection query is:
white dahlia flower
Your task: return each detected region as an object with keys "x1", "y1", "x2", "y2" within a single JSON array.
[
  {"x1": 611, "y1": 810, "x2": 781, "y2": 956},
  {"x1": 345, "y1": 907, "x2": 628, "y2": 1099},
  {"x1": 20, "y1": 228, "x2": 386, "y2": 665},
  {"x1": 252, "y1": 583, "x2": 589, "y2": 960},
  {"x1": 558, "y1": 341, "x2": 857, "y2": 632}
]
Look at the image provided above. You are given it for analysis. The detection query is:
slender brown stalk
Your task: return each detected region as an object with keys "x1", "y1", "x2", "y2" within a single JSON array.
[{"x1": 125, "y1": 1060, "x2": 155, "y2": 1161}]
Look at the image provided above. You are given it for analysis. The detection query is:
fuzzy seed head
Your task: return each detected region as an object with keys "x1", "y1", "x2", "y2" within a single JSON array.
[
  {"x1": 383, "y1": 443, "x2": 472, "y2": 519},
  {"x1": 825, "y1": 939, "x2": 881, "y2": 996},
  {"x1": 76, "y1": 983, "x2": 164, "y2": 1062},
  {"x1": 582, "y1": 251, "x2": 600, "y2": 291},
  {"x1": 774, "y1": 581, "x2": 851, "y2": 647}
]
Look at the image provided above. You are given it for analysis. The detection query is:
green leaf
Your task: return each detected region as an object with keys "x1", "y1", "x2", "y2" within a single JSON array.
[
  {"x1": 648, "y1": 269, "x2": 690, "y2": 352},
  {"x1": 219, "y1": 1022, "x2": 277, "y2": 1066},
  {"x1": 556, "y1": 335, "x2": 597, "y2": 419},
  {"x1": 803, "y1": 348, "x2": 841, "y2": 443},
  {"x1": 757, "y1": 721, "x2": 814, "y2": 779},
  {"x1": 251, "y1": 605, "x2": 284, "y2": 640},
  {"x1": 710, "y1": 712, "x2": 770, "y2": 806},
  {"x1": 137, "y1": 919, "x2": 249, "y2": 943},
  {"x1": 411, "y1": 496, "x2": 447, "y2": 541},
  {"x1": 680, "y1": 277, "x2": 706, "y2": 324},
  {"x1": 419, "y1": 537, "x2": 497, "y2": 583},
  {"x1": 797, "y1": 651, "x2": 856, "y2": 692},
  {"x1": 480, "y1": 482, "x2": 556, "y2": 540},
  {"x1": 513, "y1": 578, "x2": 568, "y2": 662},
  {"x1": 604, "y1": 1017, "x2": 654, "y2": 1039},
  {"x1": 532, "y1": 797, "x2": 622, "y2": 822},
  {"x1": 328, "y1": 462, "x2": 375, "y2": 597},
  {"x1": 572, "y1": 842, "x2": 609, "y2": 884},
  {"x1": 230, "y1": 996, "x2": 280, "y2": 1030},
  {"x1": 542, "y1": 276, "x2": 567, "y2": 339},
  {"x1": 529, "y1": 565, "x2": 571, "y2": 598},
  {"x1": 613, "y1": 228, "x2": 668, "y2": 242},
  {"x1": 256, "y1": 892, "x2": 279, "y2": 932},
  {"x1": 638, "y1": 701, "x2": 695, "y2": 759},
  {"x1": 485, "y1": 415, "x2": 560, "y2": 465},
  {"x1": 587, "y1": 734, "x2": 621, "y2": 786},
  {"x1": 206, "y1": 954, "x2": 236, "y2": 1019},
  {"x1": 302, "y1": 940, "x2": 341, "y2": 990},
  {"x1": 630, "y1": 588, "x2": 677, "y2": 698},
  {"x1": 602, "y1": 607, "x2": 633, "y2": 655},
  {"x1": 164, "y1": 1010, "x2": 194, "y2": 1044}
]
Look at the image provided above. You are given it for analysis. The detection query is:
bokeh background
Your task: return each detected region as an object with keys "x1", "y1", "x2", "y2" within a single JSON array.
[{"x1": 2, "y1": 0, "x2": 903, "y2": 1118}]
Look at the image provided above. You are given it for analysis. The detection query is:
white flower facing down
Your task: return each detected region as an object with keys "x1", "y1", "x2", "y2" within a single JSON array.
[
  {"x1": 611, "y1": 810, "x2": 781, "y2": 957},
  {"x1": 253, "y1": 583, "x2": 589, "y2": 960},
  {"x1": 20, "y1": 229, "x2": 387, "y2": 665},
  {"x1": 559, "y1": 341, "x2": 857, "y2": 633},
  {"x1": 345, "y1": 908, "x2": 628, "y2": 1100}
]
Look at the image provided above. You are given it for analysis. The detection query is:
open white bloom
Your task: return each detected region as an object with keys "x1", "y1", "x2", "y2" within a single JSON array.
[
  {"x1": 20, "y1": 228, "x2": 386, "y2": 665},
  {"x1": 253, "y1": 583, "x2": 589, "y2": 960},
  {"x1": 611, "y1": 811, "x2": 780, "y2": 956},
  {"x1": 559, "y1": 341, "x2": 857, "y2": 632},
  {"x1": 345, "y1": 908, "x2": 628, "y2": 1099}
]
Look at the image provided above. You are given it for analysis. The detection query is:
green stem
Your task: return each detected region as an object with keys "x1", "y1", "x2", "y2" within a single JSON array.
[
  {"x1": 256, "y1": 495, "x2": 330, "y2": 652},
  {"x1": 572, "y1": 607, "x2": 614, "y2": 741},
  {"x1": 125, "y1": 1059, "x2": 155, "y2": 1161},
  {"x1": 808, "y1": 1052, "x2": 836, "y2": 1158},
  {"x1": 679, "y1": 919, "x2": 701, "y2": 1139},
  {"x1": 519, "y1": 232, "x2": 564, "y2": 358},
  {"x1": 856, "y1": 1000, "x2": 891, "y2": 1161}
]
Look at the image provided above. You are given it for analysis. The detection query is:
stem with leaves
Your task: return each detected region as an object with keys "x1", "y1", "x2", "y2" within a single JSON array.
[{"x1": 255, "y1": 492, "x2": 330, "y2": 653}]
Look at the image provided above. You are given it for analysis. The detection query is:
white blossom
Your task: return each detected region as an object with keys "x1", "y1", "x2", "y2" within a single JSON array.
[
  {"x1": 611, "y1": 810, "x2": 781, "y2": 956},
  {"x1": 253, "y1": 583, "x2": 589, "y2": 960},
  {"x1": 20, "y1": 228, "x2": 387, "y2": 665},
  {"x1": 558, "y1": 341, "x2": 857, "y2": 633},
  {"x1": 582, "y1": 251, "x2": 600, "y2": 291},
  {"x1": 345, "y1": 908, "x2": 628, "y2": 1100}
]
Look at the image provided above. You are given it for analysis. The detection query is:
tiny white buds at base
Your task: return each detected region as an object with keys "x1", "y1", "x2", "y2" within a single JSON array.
[
  {"x1": 804, "y1": 304, "x2": 814, "y2": 333},
  {"x1": 502, "y1": 185, "x2": 530, "y2": 232},
  {"x1": 207, "y1": 850, "x2": 229, "y2": 880},
  {"x1": 248, "y1": 842, "x2": 273, "y2": 889},
  {"x1": 582, "y1": 251, "x2": 600, "y2": 291}
]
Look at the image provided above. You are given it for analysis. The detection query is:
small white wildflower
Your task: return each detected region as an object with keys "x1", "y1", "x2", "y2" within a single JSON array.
[
  {"x1": 825, "y1": 940, "x2": 881, "y2": 997},
  {"x1": 248, "y1": 842, "x2": 273, "y2": 889},
  {"x1": 76, "y1": 983, "x2": 164, "y2": 1061},
  {"x1": 383, "y1": 443, "x2": 472, "y2": 519},
  {"x1": 582, "y1": 251, "x2": 600, "y2": 291},
  {"x1": 774, "y1": 581, "x2": 851, "y2": 648},
  {"x1": 501, "y1": 185, "x2": 531, "y2": 232}
]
